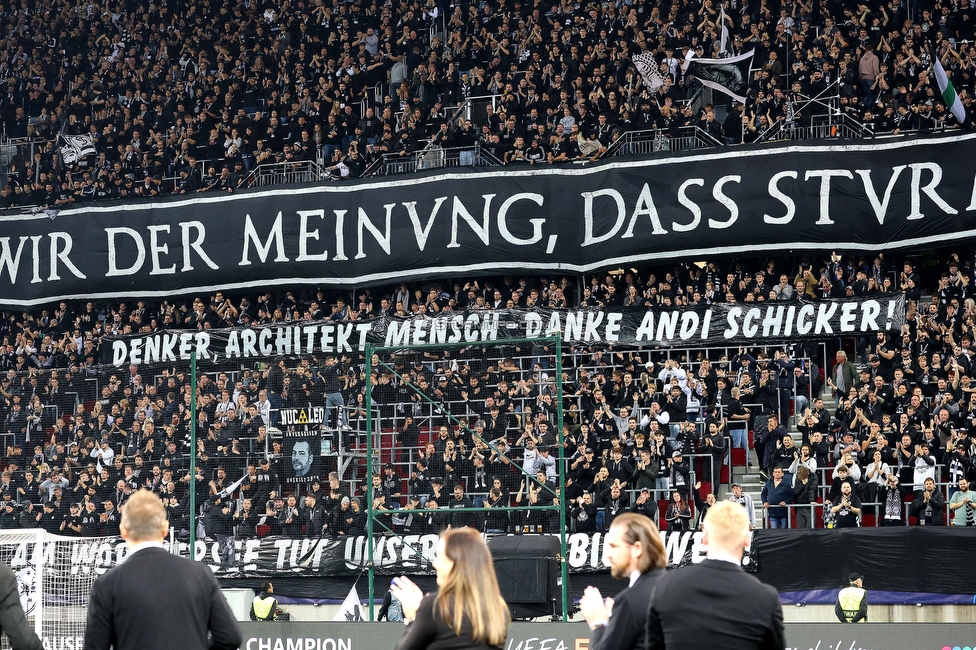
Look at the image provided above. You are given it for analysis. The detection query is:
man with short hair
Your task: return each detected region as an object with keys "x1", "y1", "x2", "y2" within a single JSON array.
[
  {"x1": 835, "y1": 573, "x2": 867, "y2": 623},
  {"x1": 291, "y1": 440, "x2": 313, "y2": 478},
  {"x1": 648, "y1": 502, "x2": 784, "y2": 649},
  {"x1": 728, "y1": 483, "x2": 756, "y2": 529},
  {"x1": 761, "y1": 467, "x2": 792, "y2": 528},
  {"x1": 250, "y1": 582, "x2": 279, "y2": 621},
  {"x1": 949, "y1": 477, "x2": 976, "y2": 526},
  {"x1": 910, "y1": 477, "x2": 946, "y2": 526},
  {"x1": 83, "y1": 490, "x2": 241, "y2": 650},
  {"x1": 830, "y1": 481, "x2": 862, "y2": 528},
  {"x1": 579, "y1": 513, "x2": 666, "y2": 650}
]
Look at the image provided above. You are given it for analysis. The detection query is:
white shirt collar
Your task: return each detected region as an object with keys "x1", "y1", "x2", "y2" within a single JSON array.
[
  {"x1": 628, "y1": 569, "x2": 642, "y2": 587},
  {"x1": 705, "y1": 550, "x2": 742, "y2": 566},
  {"x1": 128, "y1": 540, "x2": 166, "y2": 555}
]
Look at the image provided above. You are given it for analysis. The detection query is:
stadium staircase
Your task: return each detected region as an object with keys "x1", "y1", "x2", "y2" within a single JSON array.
[{"x1": 726, "y1": 389, "x2": 835, "y2": 527}]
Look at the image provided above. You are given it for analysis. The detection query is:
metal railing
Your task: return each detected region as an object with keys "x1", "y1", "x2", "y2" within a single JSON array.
[
  {"x1": 244, "y1": 160, "x2": 328, "y2": 187},
  {"x1": 363, "y1": 143, "x2": 499, "y2": 177},
  {"x1": 758, "y1": 113, "x2": 871, "y2": 143},
  {"x1": 604, "y1": 125, "x2": 724, "y2": 158},
  {"x1": 760, "y1": 499, "x2": 955, "y2": 529}
]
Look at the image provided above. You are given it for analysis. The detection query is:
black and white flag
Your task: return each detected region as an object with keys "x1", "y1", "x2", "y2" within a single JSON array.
[
  {"x1": 334, "y1": 584, "x2": 365, "y2": 621},
  {"x1": 633, "y1": 51, "x2": 667, "y2": 94},
  {"x1": 58, "y1": 135, "x2": 96, "y2": 166},
  {"x1": 682, "y1": 49, "x2": 754, "y2": 103}
]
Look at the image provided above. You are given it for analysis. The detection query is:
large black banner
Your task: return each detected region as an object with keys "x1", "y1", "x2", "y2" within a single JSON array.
[
  {"x1": 36, "y1": 530, "x2": 753, "y2": 579},
  {"x1": 104, "y1": 296, "x2": 906, "y2": 366},
  {"x1": 3, "y1": 135, "x2": 975, "y2": 307},
  {"x1": 751, "y1": 527, "x2": 976, "y2": 594},
  {"x1": 21, "y1": 528, "x2": 973, "y2": 593}
]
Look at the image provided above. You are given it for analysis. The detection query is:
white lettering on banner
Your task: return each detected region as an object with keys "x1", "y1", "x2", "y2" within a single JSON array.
[
  {"x1": 403, "y1": 197, "x2": 446, "y2": 251},
  {"x1": 106, "y1": 298, "x2": 905, "y2": 365},
  {"x1": 178, "y1": 222, "x2": 218, "y2": 272},
  {"x1": 764, "y1": 171, "x2": 798, "y2": 224},
  {"x1": 240, "y1": 213, "x2": 289, "y2": 265},
  {"x1": 6, "y1": 144, "x2": 976, "y2": 309},
  {"x1": 673, "y1": 178, "x2": 704, "y2": 232},
  {"x1": 41, "y1": 637, "x2": 85, "y2": 650},
  {"x1": 274, "y1": 539, "x2": 291, "y2": 570},
  {"x1": 855, "y1": 167, "x2": 907, "y2": 225},
  {"x1": 805, "y1": 169, "x2": 854, "y2": 226},
  {"x1": 907, "y1": 162, "x2": 958, "y2": 220},
  {"x1": 280, "y1": 408, "x2": 326, "y2": 425},
  {"x1": 105, "y1": 228, "x2": 145, "y2": 277},
  {"x1": 298, "y1": 210, "x2": 330, "y2": 262},
  {"x1": 18, "y1": 532, "x2": 757, "y2": 578},
  {"x1": 496, "y1": 193, "x2": 547, "y2": 246},
  {"x1": 0, "y1": 236, "x2": 30, "y2": 283},
  {"x1": 356, "y1": 205, "x2": 393, "y2": 259},
  {"x1": 581, "y1": 189, "x2": 626, "y2": 246},
  {"x1": 621, "y1": 183, "x2": 668, "y2": 237},
  {"x1": 246, "y1": 640, "x2": 350, "y2": 650},
  {"x1": 507, "y1": 638, "x2": 569, "y2": 650}
]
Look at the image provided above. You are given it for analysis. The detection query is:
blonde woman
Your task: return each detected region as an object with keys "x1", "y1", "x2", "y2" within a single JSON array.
[{"x1": 391, "y1": 528, "x2": 509, "y2": 650}]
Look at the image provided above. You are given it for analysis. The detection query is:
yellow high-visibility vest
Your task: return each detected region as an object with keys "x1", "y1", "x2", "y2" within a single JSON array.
[
  {"x1": 252, "y1": 595, "x2": 277, "y2": 621},
  {"x1": 837, "y1": 587, "x2": 866, "y2": 622}
]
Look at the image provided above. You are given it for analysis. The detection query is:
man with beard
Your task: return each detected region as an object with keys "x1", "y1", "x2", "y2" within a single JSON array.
[{"x1": 578, "y1": 513, "x2": 666, "y2": 650}]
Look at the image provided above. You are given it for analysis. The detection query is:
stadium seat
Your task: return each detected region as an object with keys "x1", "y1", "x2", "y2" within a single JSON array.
[
  {"x1": 731, "y1": 447, "x2": 747, "y2": 466},
  {"x1": 657, "y1": 500, "x2": 670, "y2": 528}
]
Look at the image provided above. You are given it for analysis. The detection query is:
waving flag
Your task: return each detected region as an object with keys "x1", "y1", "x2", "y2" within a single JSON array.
[
  {"x1": 682, "y1": 49, "x2": 755, "y2": 103},
  {"x1": 933, "y1": 57, "x2": 966, "y2": 123},
  {"x1": 633, "y1": 52, "x2": 668, "y2": 94},
  {"x1": 334, "y1": 584, "x2": 365, "y2": 621},
  {"x1": 57, "y1": 135, "x2": 96, "y2": 166}
]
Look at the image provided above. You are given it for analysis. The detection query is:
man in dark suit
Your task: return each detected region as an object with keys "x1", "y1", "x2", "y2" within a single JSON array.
[
  {"x1": 83, "y1": 489, "x2": 242, "y2": 650},
  {"x1": 580, "y1": 512, "x2": 666, "y2": 650},
  {"x1": 647, "y1": 501, "x2": 785, "y2": 650},
  {"x1": 0, "y1": 562, "x2": 42, "y2": 650}
]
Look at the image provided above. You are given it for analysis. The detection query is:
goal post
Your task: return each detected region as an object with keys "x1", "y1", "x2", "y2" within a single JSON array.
[
  {"x1": 364, "y1": 335, "x2": 568, "y2": 621},
  {"x1": 0, "y1": 529, "x2": 43, "y2": 647},
  {"x1": 0, "y1": 529, "x2": 100, "y2": 650}
]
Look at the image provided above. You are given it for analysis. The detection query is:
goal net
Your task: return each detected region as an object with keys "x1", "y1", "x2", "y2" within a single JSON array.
[{"x1": 0, "y1": 530, "x2": 100, "y2": 650}]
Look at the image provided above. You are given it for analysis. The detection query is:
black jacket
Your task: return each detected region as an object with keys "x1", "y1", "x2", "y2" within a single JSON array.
[
  {"x1": 84, "y1": 547, "x2": 241, "y2": 650},
  {"x1": 648, "y1": 559, "x2": 785, "y2": 650},
  {"x1": 591, "y1": 570, "x2": 663, "y2": 650}
]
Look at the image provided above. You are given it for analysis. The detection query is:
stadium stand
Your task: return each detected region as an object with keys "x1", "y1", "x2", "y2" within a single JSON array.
[
  {"x1": 0, "y1": 0, "x2": 971, "y2": 206},
  {"x1": 0, "y1": 249, "x2": 973, "y2": 539}
]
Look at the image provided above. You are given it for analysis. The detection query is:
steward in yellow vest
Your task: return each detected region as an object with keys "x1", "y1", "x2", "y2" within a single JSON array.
[
  {"x1": 250, "y1": 582, "x2": 279, "y2": 621},
  {"x1": 835, "y1": 573, "x2": 867, "y2": 623}
]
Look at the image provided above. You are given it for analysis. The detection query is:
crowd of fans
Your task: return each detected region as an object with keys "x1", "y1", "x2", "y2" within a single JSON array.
[
  {"x1": 0, "y1": 0, "x2": 972, "y2": 207},
  {"x1": 0, "y1": 249, "x2": 974, "y2": 542}
]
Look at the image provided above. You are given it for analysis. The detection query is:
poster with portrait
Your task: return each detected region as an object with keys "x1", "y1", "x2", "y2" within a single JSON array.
[{"x1": 282, "y1": 424, "x2": 322, "y2": 484}]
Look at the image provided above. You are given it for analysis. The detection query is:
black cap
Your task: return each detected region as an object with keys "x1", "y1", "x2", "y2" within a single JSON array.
[
  {"x1": 849, "y1": 572, "x2": 863, "y2": 582},
  {"x1": 431, "y1": 477, "x2": 443, "y2": 484}
]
